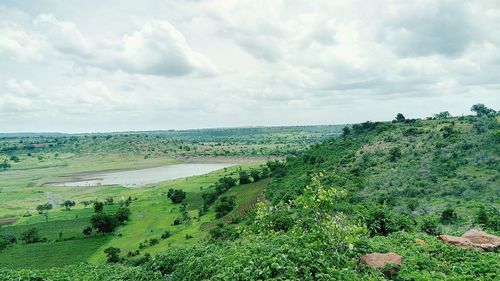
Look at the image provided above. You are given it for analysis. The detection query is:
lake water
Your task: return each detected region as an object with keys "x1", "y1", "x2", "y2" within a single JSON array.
[{"x1": 51, "y1": 163, "x2": 233, "y2": 188}]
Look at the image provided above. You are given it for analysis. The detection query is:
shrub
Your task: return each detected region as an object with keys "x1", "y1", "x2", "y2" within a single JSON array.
[
  {"x1": 20, "y1": 228, "x2": 42, "y2": 244},
  {"x1": 419, "y1": 216, "x2": 441, "y2": 235},
  {"x1": 440, "y1": 207, "x2": 458, "y2": 224},
  {"x1": 115, "y1": 206, "x2": 131, "y2": 223},
  {"x1": 214, "y1": 196, "x2": 236, "y2": 218},
  {"x1": 161, "y1": 231, "x2": 171, "y2": 239},
  {"x1": 474, "y1": 206, "x2": 500, "y2": 231},
  {"x1": 104, "y1": 247, "x2": 121, "y2": 263},
  {"x1": 167, "y1": 189, "x2": 186, "y2": 204},
  {"x1": 239, "y1": 171, "x2": 250, "y2": 184},
  {"x1": 91, "y1": 213, "x2": 119, "y2": 234},
  {"x1": 82, "y1": 226, "x2": 93, "y2": 236}
]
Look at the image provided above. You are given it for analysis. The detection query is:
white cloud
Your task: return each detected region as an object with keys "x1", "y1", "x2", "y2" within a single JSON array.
[{"x1": 0, "y1": 0, "x2": 499, "y2": 132}]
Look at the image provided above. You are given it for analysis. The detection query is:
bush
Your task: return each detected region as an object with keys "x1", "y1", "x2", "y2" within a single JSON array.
[
  {"x1": 364, "y1": 206, "x2": 414, "y2": 236},
  {"x1": 474, "y1": 206, "x2": 500, "y2": 231},
  {"x1": 20, "y1": 228, "x2": 42, "y2": 244},
  {"x1": 440, "y1": 207, "x2": 458, "y2": 224},
  {"x1": 104, "y1": 247, "x2": 121, "y2": 263},
  {"x1": 91, "y1": 213, "x2": 119, "y2": 234},
  {"x1": 214, "y1": 196, "x2": 236, "y2": 218},
  {"x1": 167, "y1": 189, "x2": 186, "y2": 204},
  {"x1": 419, "y1": 216, "x2": 441, "y2": 236},
  {"x1": 161, "y1": 231, "x2": 171, "y2": 239},
  {"x1": 209, "y1": 224, "x2": 239, "y2": 241},
  {"x1": 239, "y1": 171, "x2": 250, "y2": 184},
  {"x1": 115, "y1": 206, "x2": 131, "y2": 223},
  {"x1": 82, "y1": 226, "x2": 93, "y2": 236}
]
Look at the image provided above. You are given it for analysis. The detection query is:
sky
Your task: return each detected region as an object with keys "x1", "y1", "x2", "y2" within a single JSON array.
[{"x1": 0, "y1": 0, "x2": 499, "y2": 133}]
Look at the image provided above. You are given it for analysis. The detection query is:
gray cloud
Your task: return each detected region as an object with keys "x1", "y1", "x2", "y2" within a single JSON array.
[{"x1": 0, "y1": 0, "x2": 499, "y2": 132}]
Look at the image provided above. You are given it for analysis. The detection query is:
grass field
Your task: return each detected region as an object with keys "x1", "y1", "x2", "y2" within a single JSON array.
[
  {"x1": 0, "y1": 159, "x2": 266, "y2": 268},
  {"x1": 0, "y1": 236, "x2": 111, "y2": 269}
]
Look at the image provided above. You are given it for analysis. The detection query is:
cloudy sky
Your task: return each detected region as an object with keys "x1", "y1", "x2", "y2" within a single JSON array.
[{"x1": 1, "y1": 0, "x2": 499, "y2": 133}]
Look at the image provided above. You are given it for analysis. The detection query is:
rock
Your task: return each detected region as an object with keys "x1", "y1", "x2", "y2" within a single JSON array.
[
  {"x1": 438, "y1": 229, "x2": 500, "y2": 252},
  {"x1": 360, "y1": 252, "x2": 403, "y2": 269},
  {"x1": 438, "y1": 235, "x2": 473, "y2": 250},
  {"x1": 415, "y1": 238, "x2": 428, "y2": 247},
  {"x1": 462, "y1": 229, "x2": 500, "y2": 252}
]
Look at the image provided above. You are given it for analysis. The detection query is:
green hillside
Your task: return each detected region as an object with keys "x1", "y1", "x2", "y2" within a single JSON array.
[{"x1": 1, "y1": 107, "x2": 499, "y2": 280}]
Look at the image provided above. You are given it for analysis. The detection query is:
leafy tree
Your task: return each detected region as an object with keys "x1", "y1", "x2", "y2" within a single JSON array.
[
  {"x1": 395, "y1": 113, "x2": 406, "y2": 122},
  {"x1": 215, "y1": 196, "x2": 236, "y2": 218},
  {"x1": 36, "y1": 203, "x2": 53, "y2": 222},
  {"x1": 94, "y1": 201, "x2": 104, "y2": 213},
  {"x1": 471, "y1": 103, "x2": 496, "y2": 117},
  {"x1": 61, "y1": 200, "x2": 76, "y2": 210},
  {"x1": 474, "y1": 206, "x2": 500, "y2": 231},
  {"x1": 239, "y1": 171, "x2": 250, "y2": 184},
  {"x1": 250, "y1": 169, "x2": 260, "y2": 182},
  {"x1": 20, "y1": 228, "x2": 42, "y2": 244},
  {"x1": 342, "y1": 126, "x2": 351, "y2": 138},
  {"x1": 115, "y1": 207, "x2": 131, "y2": 223},
  {"x1": 419, "y1": 216, "x2": 441, "y2": 236},
  {"x1": 9, "y1": 155, "x2": 20, "y2": 162},
  {"x1": 104, "y1": 247, "x2": 121, "y2": 263},
  {"x1": 167, "y1": 189, "x2": 187, "y2": 204},
  {"x1": 81, "y1": 201, "x2": 92, "y2": 208},
  {"x1": 434, "y1": 111, "x2": 451, "y2": 119},
  {"x1": 105, "y1": 197, "x2": 114, "y2": 205},
  {"x1": 0, "y1": 160, "x2": 11, "y2": 171},
  {"x1": 91, "y1": 213, "x2": 119, "y2": 234},
  {"x1": 0, "y1": 234, "x2": 16, "y2": 251}
]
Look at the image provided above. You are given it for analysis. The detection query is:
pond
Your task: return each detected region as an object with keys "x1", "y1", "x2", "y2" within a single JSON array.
[{"x1": 50, "y1": 163, "x2": 234, "y2": 188}]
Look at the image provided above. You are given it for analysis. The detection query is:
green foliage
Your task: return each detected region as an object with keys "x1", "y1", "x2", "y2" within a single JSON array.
[
  {"x1": 115, "y1": 206, "x2": 131, "y2": 223},
  {"x1": 0, "y1": 263, "x2": 163, "y2": 280},
  {"x1": 19, "y1": 228, "x2": 42, "y2": 244},
  {"x1": 214, "y1": 196, "x2": 236, "y2": 218},
  {"x1": 167, "y1": 189, "x2": 186, "y2": 204},
  {"x1": 419, "y1": 216, "x2": 441, "y2": 236},
  {"x1": 363, "y1": 206, "x2": 415, "y2": 236},
  {"x1": 61, "y1": 200, "x2": 75, "y2": 210},
  {"x1": 474, "y1": 206, "x2": 500, "y2": 231},
  {"x1": 104, "y1": 246, "x2": 121, "y2": 263},
  {"x1": 239, "y1": 170, "x2": 251, "y2": 184},
  {"x1": 94, "y1": 201, "x2": 104, "y2": 213},
  {"x1": 82, "y1": 226, "x2": 92, "y2": 236},
  {"x1": 91, "y1": 213, "x2": 118, "y2": 234},
  {"x1": 208, "y1": 223, "x2": 240, "y2": 241},
  {"x1": 440, "y1": 207, "x2": 458, "y2": 224},
  {"x1": 395, "y1": 113, "x2": 406, "y2": 122},
  {"x1": 471, "y1": 103, "x2": 496, "y2": 117}
]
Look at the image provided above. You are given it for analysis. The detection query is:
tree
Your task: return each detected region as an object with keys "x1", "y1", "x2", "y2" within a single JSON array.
[
  {"x1": 440, "y1": 207, "x2": 458, "y2": 224},
  {"x1": 342, "y1": 126, "x2": 350, "y2": 138},
  {"x1": 61, "y1": 200, "x2": 76, "y2": 210},
  {"x1": 215, "y1": 196, "x2": 236, "y2": 218},
  {"x1": 167, "y1": 189, "x2": 187, "y2": 204},
  {"x1": 82, "y1": 226, "x2": 93, "y2": 236},
  {"x1": 434, "y1": 111, "x2": 451, "y2": 119},
  {"x1": 105, "y1": 197, "x2": 114, "y2": 205},
  {"x1": 20, "y1": 228, "x2": 42, "y2": 244},
  {"x1": 104, "y1": 247, "x2": 121, "y2": 263},
  {"x1": 81, "y1": 201, "x2": 92, "y2": 208},
  {"x1": 395, "y1": 113, "x2": 406, "y2": 122},
  {"x1": 9, "y1": 155, "x2": 20, "y2": 163},
  {"x1": 36, "y1": 203, "x2": 53, "y2": 222},
  {"x1": 250, "y1": 169, "x2": 260, "y2": 182},
  {"x1": 239, "y1": 171, "x2": 250, "y2": 184},
  {"x1": 471, "y1": 103, "x2": 496, "y2": 117},
  {"x1": 0, "y1": 160, "x2": 10, "y2": 171},
  {"x1": 91, "y1": 213, "x2": 119, "y2": 234},
  {"x1": 115, "y1": 207, "x2": 131, "y2": 223},
  {"x1": 94, "y1": 201, "x2": 104, "y2": 213}
]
